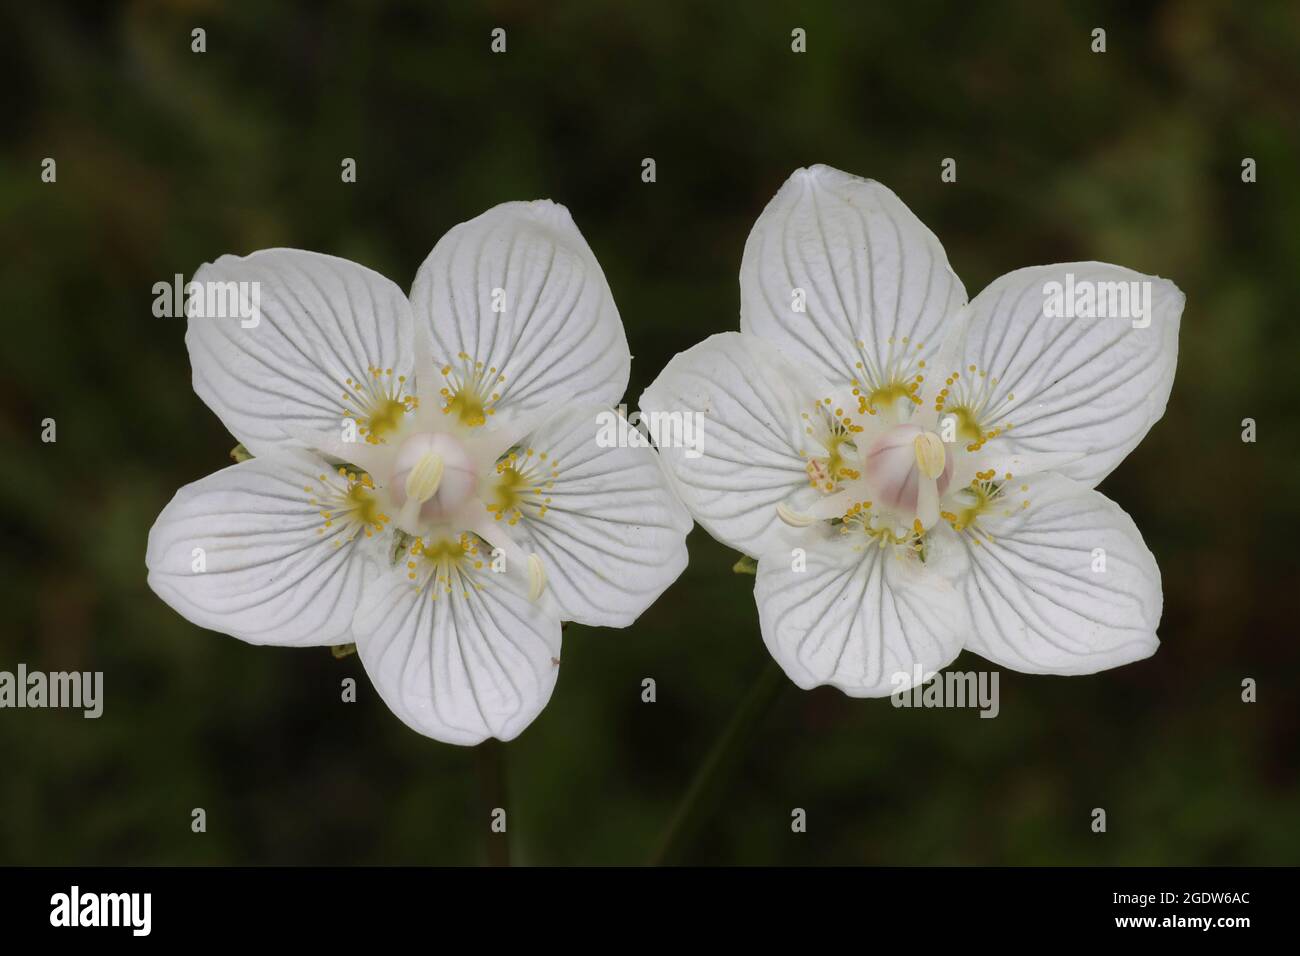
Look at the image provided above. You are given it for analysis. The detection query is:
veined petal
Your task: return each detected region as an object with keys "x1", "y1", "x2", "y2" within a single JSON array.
[
  {"x1": 938, "y1": 262, "x2": 1183, "y2": 487},
  {"x1": 949, "y1": 472, "x2": 1162, "y2": 675},
  {"x1": 740, "y1": 165, "x2": 966, "y2": 392},
  {"x1": 146, "y1": 452, "x2": 382, "y2": 646},
  {"x1": 352, "y1": 545, "x2": 562, "y2": 745},
  {"x1": 186, "y1": 249, "x2": 415, "y2": 458},
  {"x1": 754, "y1": 525, "x2": 968, "y2": 697},
  {"x1": 489, "y1": 405, "x2": 692, "y2": 628},
  {"x1": 639, "y1": 332, "x2": 836, "y2": 558},
  {"x1": 409, "y1": 201, "x2": 630, "y2": 424}
]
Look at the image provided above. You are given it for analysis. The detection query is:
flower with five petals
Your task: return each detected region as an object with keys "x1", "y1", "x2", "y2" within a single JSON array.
[
  {"x1": 148, "y1": 201, "x2": 690, "y2": 743},
  {"x1": 642, "y1": 165, "x2": 1183, "y2": 695}
]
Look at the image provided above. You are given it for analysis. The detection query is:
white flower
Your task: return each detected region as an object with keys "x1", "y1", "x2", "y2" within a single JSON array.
[
  {"x1": 641, "y1": 165, "x2": 1183, "y2": 695},
  {"x1": 148, "y1": 201, "x2": 691, "y2": 744}
]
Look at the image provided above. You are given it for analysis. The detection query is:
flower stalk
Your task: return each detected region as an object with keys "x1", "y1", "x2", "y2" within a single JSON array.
[{"x1": 649, "y1": 660, "x2": 785, "y2": 866}]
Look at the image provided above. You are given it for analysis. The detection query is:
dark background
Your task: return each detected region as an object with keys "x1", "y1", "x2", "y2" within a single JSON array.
[{"x1": 1, "y1": 0, "x2": 1297, "y2": 865}]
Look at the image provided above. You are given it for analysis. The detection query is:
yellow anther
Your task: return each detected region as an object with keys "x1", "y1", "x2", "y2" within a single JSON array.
[
  {"x1": 404, "y1": 451, "x2": 445, "y2": 505},
  {"x1": 913, "y1": 431, "x2": 947, "y2": 480}
]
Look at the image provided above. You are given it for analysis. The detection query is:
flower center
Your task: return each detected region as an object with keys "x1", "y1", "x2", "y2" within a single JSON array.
[
  {"x1": 863, "y1": 424, "x2": 952, "y2": 512},
  {"x1": 390, "y1": 432, "x2": 478, "y2": 522}
]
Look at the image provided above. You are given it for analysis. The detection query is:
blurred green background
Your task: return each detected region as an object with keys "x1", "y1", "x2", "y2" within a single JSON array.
[{"x1": 2, "y1": 0, "x2": 1298, "y2": 865}]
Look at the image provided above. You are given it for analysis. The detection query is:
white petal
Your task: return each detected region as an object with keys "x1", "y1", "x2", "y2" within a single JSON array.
[
  {"x1": 942, "y1": 262, "x2": 1183, "y2": 486},
  {"x1": 952, "y1": 473, "x2": 1161, "y2": 675},
  {"x1": 409, "y1": 200, "x2": 630, "y2": 417},
  {"x1": 754, "y1": 527, "x2": 968, "y2": 697},
  {"x1": 186, "y1": 250, "x2": 415, "y2": 457},
  {"x1": 639, "y1": 332, "x2": 834, "y2": 558},
  {"x1": 740, "y1": 165, "x2": 966, "y2": 386},
  {"x1": 352, "y1": 556, "x2": 562, "y2": 745},
  {"x1": 500, "y1": 405, "x2": 692, "y2": 628},
  {"x1": 146, "y1": 453, "x2": 377, "y2": 646}
]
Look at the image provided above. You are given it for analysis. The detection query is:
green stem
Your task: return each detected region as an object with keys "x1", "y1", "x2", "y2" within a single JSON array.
[
  {"x1": 476, "y1": 739, "x2": 510, "y2": 866},
  {"x1": 648, "y1": 660, "x2": 785, "y2": 865}
]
